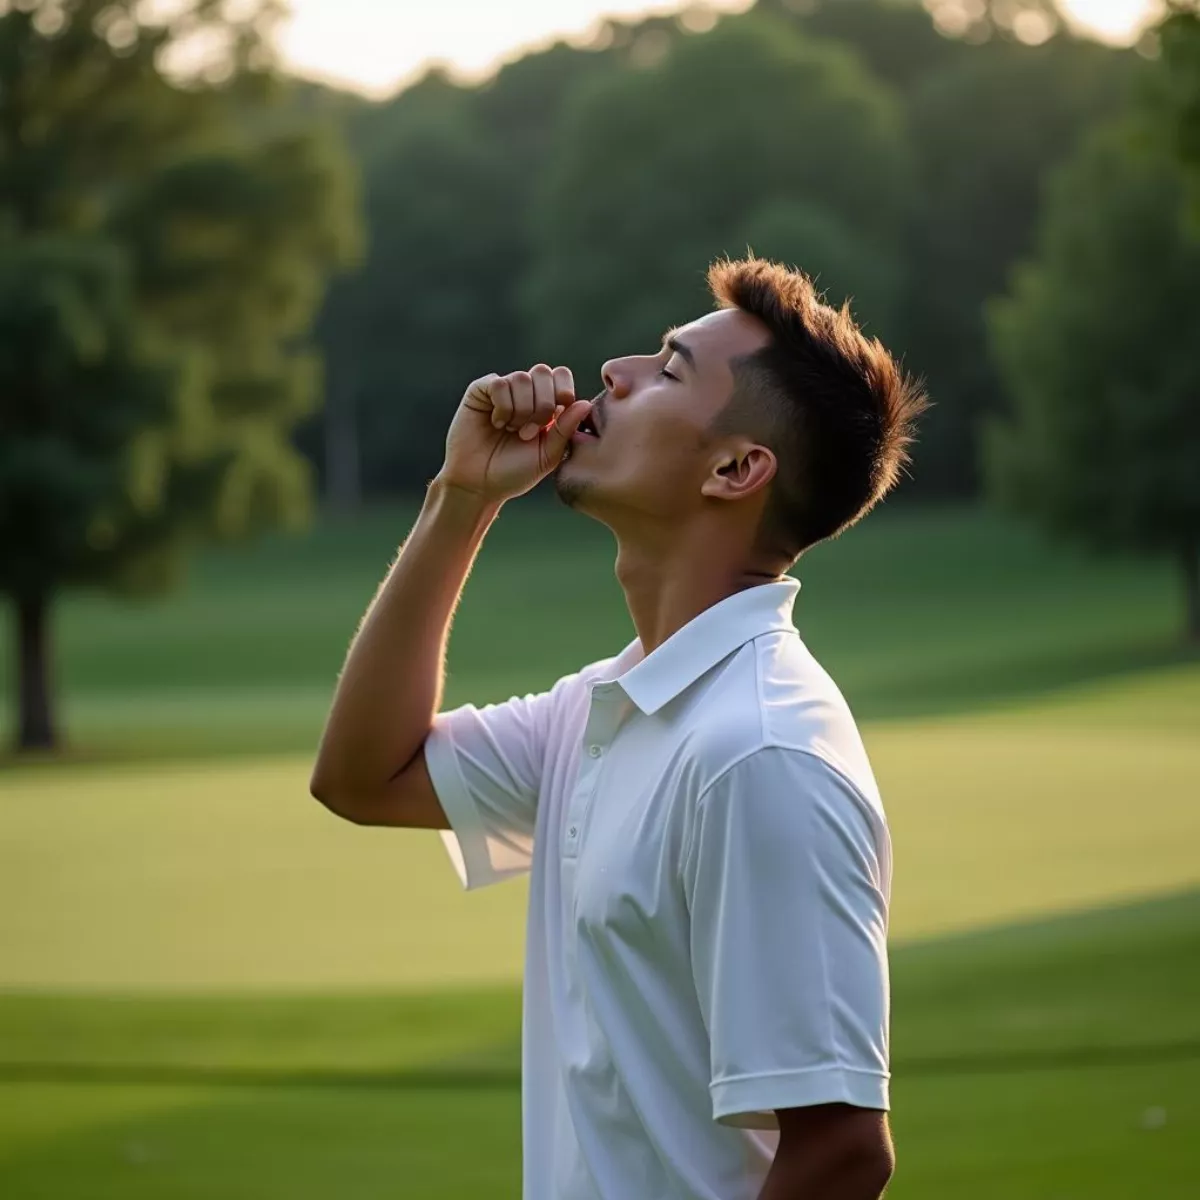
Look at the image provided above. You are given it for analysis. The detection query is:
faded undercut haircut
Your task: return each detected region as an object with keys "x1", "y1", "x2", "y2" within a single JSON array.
[{"x1": 708, "y1": 256, "x2": 929, "y2": 560}]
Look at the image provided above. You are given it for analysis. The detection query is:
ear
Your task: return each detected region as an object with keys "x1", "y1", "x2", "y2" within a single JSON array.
[{"x1": 700, "y1": 444, "x2": 777, "y2": 501}]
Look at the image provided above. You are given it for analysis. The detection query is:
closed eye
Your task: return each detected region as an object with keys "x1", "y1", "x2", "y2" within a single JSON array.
[{"x1": 659, "y1": 367, "x2": 680, "y2": 382}]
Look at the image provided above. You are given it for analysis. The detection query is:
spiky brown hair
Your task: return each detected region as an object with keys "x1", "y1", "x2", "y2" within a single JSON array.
[{"x1": 708, "y1": 256, "x2": 928, "y2": 558}]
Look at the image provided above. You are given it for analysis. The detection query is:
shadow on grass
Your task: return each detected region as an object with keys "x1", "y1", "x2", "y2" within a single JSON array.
[
  {"x1": 4, "y1": 1036, "x2": 1200, "y2": 1092},
  {"x1": 4, "y1": 636, "x2": 1196, "y2": 775},
  {"x1": 849, "y1": 636, "x2": 1198, "y2": 723}
]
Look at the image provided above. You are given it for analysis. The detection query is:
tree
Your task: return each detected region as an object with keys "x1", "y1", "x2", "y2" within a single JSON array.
[
  {"x1": 316, "y1": 84, "x2": 525, "y2": 497},
  {"x1": 1158, "y1": 3, "x2": 1200, "y2": 211},
  {"x1": 523, "y1": 15, "x2": 911, "y2": 382},
  {"x1": 0, "y1": 240, "x2": 184, "y2": 748},
  {"x1": 757, "y1": 0, "x2": 970, "y2": 93},
  {"x1": 0, "y1": 1, "x2": 360, "y2": 751},
  {"x1": 738, "y1": 200, "x2": 901, "y2": 341},
  {"x1": 901, "y1": 34, "x2": 1134, "y2": 496},
  {"x1": 986, "y1": 121, "x2": 1200, "y2": 641}
]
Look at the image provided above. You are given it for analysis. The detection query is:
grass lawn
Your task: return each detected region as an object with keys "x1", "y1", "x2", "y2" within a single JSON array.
[
  {"x1": 1, "y1": 891, "x2": 1197, "y2": 1198},
  {"x1": 0, "y1": 500, "x2": 1192, "y2": 759},
  {"x1": 1, "y1": 664, "x2": 1199, "y2": 989},
  {"x1": 1, "y1": 501, "x2": 1198, "y2": 1195}
]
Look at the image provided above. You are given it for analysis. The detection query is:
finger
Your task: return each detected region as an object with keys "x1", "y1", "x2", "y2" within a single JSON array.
[
  {"x1": 489, "y1": 377, "x2": 513, "y2": 429},
  {"x1": 464, "y1": 373, "x2": 501, "y2": 413},
  {"x1": 529, "y1": 364, "x2": 559, "y2": 427},
  {"x1": 527, "y1": 369, "x2": 576, "y2": 441},
  {"x1": 551, "y1": 366, "x2": 575, "y2": 405},
  {"x1": 542, "y1": 399, "x2": 593, "y2": 465},
  {"x1": 506, "y1": 371, "x2": 534, "y2": 433}
]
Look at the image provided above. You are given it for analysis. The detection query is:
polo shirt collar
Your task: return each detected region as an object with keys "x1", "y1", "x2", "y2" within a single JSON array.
[{"x1": 606, "y1": 577, "x2": 801, "y2": 716}]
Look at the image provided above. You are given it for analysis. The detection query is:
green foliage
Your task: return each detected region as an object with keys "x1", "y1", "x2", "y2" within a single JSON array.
[
  {"x1": 987, "y1": 119, "x2": 1200, "y2": 635},
  {"x1": 0, "y1": 0, "x2": 361, "y2": 747},
  {"x1": 1159, "y1": 5, "x2": 1200, "y2": 215},
  {"x1": 318, "y1": 98, "x2": 525, "y2": 493},
  {"x1": 0, "y1": 238, "x2": 186, "y2": 595},
  {"x1": 758, "y1": 0, "x2": 971, "y2": 92},
  {"x1": 738, "y1": 200, "x2": 901, "y2": 340},
  {"x1": 523, "y1": 14, "x2": 910, "y2": 376},
  {"x1": 903, "y1": 35, "x2": 1135, "y2": 494},
  {"x1": 313, "y1": 1, "x2": 1134, "y2": 501}
]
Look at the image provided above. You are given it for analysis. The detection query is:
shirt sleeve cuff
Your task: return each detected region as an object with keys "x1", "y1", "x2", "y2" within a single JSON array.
[
  {"x1": 423, "y1": 718, "x2": 501, "y2": 892},
  {"x1": 711, "y1": 1066, "x2": 891, "y2": 1128}
]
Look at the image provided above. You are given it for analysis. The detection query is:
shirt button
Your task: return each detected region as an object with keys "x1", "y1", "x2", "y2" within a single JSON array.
[
  {"x1": 567, "y1": 825, "x2": 578, "y2": 839},
  {"x1": 588, "y1": 744, "x2": 603, "y2": 758}
]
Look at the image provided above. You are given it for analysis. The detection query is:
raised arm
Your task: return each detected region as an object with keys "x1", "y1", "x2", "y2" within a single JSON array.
[{"x1": 309, "y1": 365, "x2": 592, "y2": 828}]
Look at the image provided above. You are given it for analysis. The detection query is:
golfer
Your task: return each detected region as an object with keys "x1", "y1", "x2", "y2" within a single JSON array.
[{"x1": 311, "y1": 256, "x2": 926, "y2": 1199}]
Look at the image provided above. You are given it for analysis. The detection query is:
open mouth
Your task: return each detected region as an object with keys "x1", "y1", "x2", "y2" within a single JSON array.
[{"x1": 574, "y1": 410, "x2": 601, "y2": 440}]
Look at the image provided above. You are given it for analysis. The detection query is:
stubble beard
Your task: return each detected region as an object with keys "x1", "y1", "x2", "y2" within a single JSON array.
[{"x1": 553, "y1": 456, "x2": 593, "y2": 510}]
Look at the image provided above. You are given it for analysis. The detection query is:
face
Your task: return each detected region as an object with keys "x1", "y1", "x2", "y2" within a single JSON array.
[{"x1": 554, "y1": 307, "x2": 774, "y2": 529}]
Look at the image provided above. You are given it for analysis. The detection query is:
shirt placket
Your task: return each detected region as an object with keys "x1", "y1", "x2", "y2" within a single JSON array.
[{"x1": 562, "y1": 682, "x2": 628, "y2": 859}]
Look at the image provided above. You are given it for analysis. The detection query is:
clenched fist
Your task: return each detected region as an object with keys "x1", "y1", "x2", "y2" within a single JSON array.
[{"x1": 437, "y1": 365, "x2": 594, "y2": 503}]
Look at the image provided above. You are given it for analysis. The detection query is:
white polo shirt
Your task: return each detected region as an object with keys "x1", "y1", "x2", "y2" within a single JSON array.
[{"x1": 424, "y1": 577, "x2": 891, "y2": 1200}]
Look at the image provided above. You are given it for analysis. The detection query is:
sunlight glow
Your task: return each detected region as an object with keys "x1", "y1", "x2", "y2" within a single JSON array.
[
  {"x1": 274, "y1": 0, "x2": 1163, "y2": 99},
  {"x1": 276, "y1": 0, "x2": 754, "y2": 98},
  {"x1": 1057, "y1": 0, "x2": 1163, "y2": 42}
]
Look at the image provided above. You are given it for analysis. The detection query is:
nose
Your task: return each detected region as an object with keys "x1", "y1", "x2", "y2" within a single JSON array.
[{"x1": 600, "y1": 357, "x2": 632, "y2": 399}]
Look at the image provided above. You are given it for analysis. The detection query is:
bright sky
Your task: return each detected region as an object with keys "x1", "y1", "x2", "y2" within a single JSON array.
[{"x1": 276, "y1": 0, "x2": 1162, "y2": 98}]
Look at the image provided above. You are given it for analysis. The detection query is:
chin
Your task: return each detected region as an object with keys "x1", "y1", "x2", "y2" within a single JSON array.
[{"x1": 552, "y1": 457, "x2": 597, "y2": 510}]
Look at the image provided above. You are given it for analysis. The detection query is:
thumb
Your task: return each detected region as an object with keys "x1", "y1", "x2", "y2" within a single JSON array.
[{"x1": 542, "y1": 399, "x2": 592, "y2": 465}]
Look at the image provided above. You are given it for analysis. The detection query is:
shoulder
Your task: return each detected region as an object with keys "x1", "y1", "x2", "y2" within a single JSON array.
[
  {"x1": 684, "y1": 633, "x2": 882, "y2": 811},
  {"x1": 684, "y1": 745, "x2": 892, "y2": 900}
]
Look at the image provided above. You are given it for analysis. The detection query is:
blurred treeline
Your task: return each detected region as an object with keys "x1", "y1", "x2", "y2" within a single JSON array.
[
  {"x1": 305, "y1": 0, "x2": 1140, "y2": 504},
  {"x1": 5, "y1": 0, "x2": 1199, "y2": 752}
]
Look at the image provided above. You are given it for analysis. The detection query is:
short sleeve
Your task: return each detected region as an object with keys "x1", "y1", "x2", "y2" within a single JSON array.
[
  {"x1": 425, "y1": 686, "x2": 559, "y2": 891},
  {"x1": 682, "y1": 746, "x2": 892, "y2": 1127}
]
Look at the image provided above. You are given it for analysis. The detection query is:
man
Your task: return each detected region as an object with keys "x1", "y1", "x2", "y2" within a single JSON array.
[{"x1": 310, "y1": 256, "x2": 927, "y2": 1199}]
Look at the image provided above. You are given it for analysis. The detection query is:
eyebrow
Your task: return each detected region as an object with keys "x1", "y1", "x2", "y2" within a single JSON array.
[{"x1": 664, "y1": 331, "x2": 696, "y2": 372}]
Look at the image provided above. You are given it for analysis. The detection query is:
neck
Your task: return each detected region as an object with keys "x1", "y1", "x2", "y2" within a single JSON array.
[{"x1": 613, "y1": 520, "x2": 784, "y2": 655}]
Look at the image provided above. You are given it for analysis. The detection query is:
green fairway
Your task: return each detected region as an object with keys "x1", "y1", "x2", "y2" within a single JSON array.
[
  {"x1": 1, "y1": 661, "x2": 1198, "y2": 989},
  {"x1": 0, "y1": 1059, "x2": 1194, "y2": 1199},
  {"x1": 0, "y1": 502, "x2": 1190, "y2": 760},
  {"x1": 2, "y1": 502, "x2": 1198, "y2": 1195},
  {"x1": 2, "y1": 892, "x2": 1197, "y2": 1197}
]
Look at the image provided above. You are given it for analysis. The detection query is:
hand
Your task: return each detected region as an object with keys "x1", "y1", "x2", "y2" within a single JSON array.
[{"x1": 437, "y1": 365, "x2": 593, "y2": 504}]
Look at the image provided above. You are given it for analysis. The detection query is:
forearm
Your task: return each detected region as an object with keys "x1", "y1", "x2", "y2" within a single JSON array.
[
  {"x1": 311, "y1": 474, "x2": 501, "y2": 799},
  {"x1": 760, "y1": 1108, "x2": 894, "y2": 1200},
  {"x1": 758, "y1": 1156, "x2": 891, "y2": 1200}
]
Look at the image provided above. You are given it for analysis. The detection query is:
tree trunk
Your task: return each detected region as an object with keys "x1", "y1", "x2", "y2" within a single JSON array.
[
  {"x1": 14, "y1": 592, "x2": 59, "y2": 752},
  {"x1": 1184, "y1": 538, "x2": 1200, "y2": 645}
]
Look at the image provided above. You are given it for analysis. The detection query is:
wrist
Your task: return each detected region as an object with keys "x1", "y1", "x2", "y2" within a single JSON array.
[{"x1": 427, "y1": 472, "x2": 505, "y2": 527}]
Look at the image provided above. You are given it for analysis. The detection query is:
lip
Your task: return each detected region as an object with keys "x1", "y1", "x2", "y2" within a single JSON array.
[{"x1": 572, "y1": 397, "x2": 604, "y2": 443}]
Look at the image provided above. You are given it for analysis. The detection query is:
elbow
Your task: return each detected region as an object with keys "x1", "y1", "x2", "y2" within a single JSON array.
[
  {"x1": 308, "y1": 768, "x2": 333, "y2": 810},
  {"x1": 309, "y1": 766, "x2": 370, "y2": 826},
  {"x1": 775, "y1": 1109, "x2": 895, "y2": 1199},
  {"x1": 854, "y1": 1133, "x2": 895, "y2": 1198},
  {"x1": 868, "y1": 1142, "x2": 896, "y2": 1197},
  {"x1": 308, "y1": 768, "x2": 344, "y2": 818}
]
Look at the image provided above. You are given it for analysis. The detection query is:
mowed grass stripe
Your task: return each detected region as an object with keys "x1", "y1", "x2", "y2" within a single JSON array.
[
  {"x1": 2, "y1": 1060, "x2": 1193, "y2": 1200},
  {"x1": 3, "y1": 674, "x2": 1199, "y2": 990},
  {"x1": 1, "y1": 504, "x2": 1190, "y2": 762},
  {"x1": 3, "y1": 889, "x2": 1196, "y2": 1076},
  {"x1": 2, "y1": 890, "x2": 1197, "y2": 1199}
]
